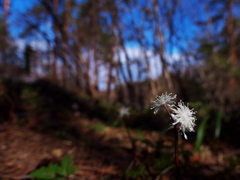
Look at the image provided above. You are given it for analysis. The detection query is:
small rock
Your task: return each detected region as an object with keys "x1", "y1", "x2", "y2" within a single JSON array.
[{"x1": 52, "y1": 149, "x2": 63, "y2": 158}]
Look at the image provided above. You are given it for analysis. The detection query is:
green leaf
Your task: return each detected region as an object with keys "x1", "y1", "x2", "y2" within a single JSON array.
[
  {"x1": 30, "y1": 167, "x2": 55, "y2": 179},
  {"x1": 66, "y1": 165, "x2": 78, "y2": 175},
  {"x1": 30, "y1": 155, "x2": 76, "y2": 179},
  {"x1": 48, "y1": 163, "x2": 59, "y2": 174},
  {"x1": 61, "y1": 155, "x2": 73, "y2": 169},
  {"x1": 195, "y1": 116, "x2": 208, "y2": 151},
  {"x1": 57, "y1": 166, "x2": 66, "y2": 176},
  {"x1": 89, "y1": 124, "x2": 105, "y2": 132}
]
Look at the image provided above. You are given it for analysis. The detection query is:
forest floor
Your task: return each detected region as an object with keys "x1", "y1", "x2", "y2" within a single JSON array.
[{"x1": 0, "y1": 117, "x2": 240, "y2": 180}]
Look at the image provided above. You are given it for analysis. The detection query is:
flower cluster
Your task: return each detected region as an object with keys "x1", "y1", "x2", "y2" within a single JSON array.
[
  {"x1": 151, "y1": 93, "x2": 176, "y2": 114},
  {"x1": 119, "y1": 107, "x2": 130, "y2": 118},
  {"x1": 171, "y1": 101, "x2": 196, "y2": 139},
  {"x1": 151, "y1": 93, "x2": 197, "y2": 140}
]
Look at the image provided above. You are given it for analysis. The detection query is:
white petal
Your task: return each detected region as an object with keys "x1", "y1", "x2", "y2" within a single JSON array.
[
  {"x1": 183, "y1": 132, "x2": 188, "y2": 140},
  {"x1": 171, "y1": 114, "x2": 178, "y2": 122},
  {"x1": 172, "y1": 121, "x2": 179, "y2": 125}
]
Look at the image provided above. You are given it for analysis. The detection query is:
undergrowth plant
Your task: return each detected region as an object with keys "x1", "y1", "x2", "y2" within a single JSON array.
[
  {"x1": 30, "y1": 155, "x2": 77, "y2": 180},
  {"x1": 118, "y1": 107, "x2": 137, "y2": 162},
  {"x1": 151, "y1": 93, "x2": 197, "y2": 180}
]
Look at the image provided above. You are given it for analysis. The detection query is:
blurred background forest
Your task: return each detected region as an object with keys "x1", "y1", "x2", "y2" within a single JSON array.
[{"x1": 0, "y1": 0, "x2": 240, "y2": 179}]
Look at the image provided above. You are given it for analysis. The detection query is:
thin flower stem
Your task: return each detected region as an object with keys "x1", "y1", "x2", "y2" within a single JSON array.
[
  {"x1": 163, "y1": 104, "x2": 181, "y2": 180},
  {"x1": 122, "y1": 119, "x2": 136, "y2": 162},
  {"x1": 163, "y1": 105, "x2": 174, "y2": 123}
]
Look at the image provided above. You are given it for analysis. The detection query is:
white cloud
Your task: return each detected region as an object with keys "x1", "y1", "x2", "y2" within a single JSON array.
[
  {"x1": 14, "y1": 39, "x2": 182, "y2": 90},
  {"x1": 15, "y1": 38, "x2": 48, "y2": 52}
]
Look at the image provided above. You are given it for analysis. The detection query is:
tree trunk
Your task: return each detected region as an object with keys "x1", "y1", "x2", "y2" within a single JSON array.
[
  {"x1": 4, "y1": 0, "x2": 10, "y2": 19},
  {"x1": 152, "y1": 0, "x2": 174, "y2": 92}
]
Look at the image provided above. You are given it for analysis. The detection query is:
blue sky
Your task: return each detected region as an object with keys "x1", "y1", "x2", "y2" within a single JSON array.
[
  {"x1": 5, "y1": 0, "x2": 218, "y2": 63},
  {"x1": 3, "y1": 0, "x2": 239, "y2": 89},
  {"x1": 7, "y1": 0, "x2": 37, "y2": 37},
  {"x1": 4, "y1": 0, "x2": 199, "y2": 82}
]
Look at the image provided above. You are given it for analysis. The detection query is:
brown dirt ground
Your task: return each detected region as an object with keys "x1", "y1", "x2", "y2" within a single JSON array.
[{"x1": 0, "y1": 118, "x2": 240, "y2": 180}]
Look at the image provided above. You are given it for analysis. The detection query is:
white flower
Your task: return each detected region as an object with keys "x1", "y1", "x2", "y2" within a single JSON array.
[
  {"x1": 151, "y1": 93, "x2": 176, "y2": 114},
  {"x1": 119, "y1": 107, "x2": 130, "y2": 118},
  {"x1": 171, "y1": 101, "x2": 197, "y2": 140}
]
